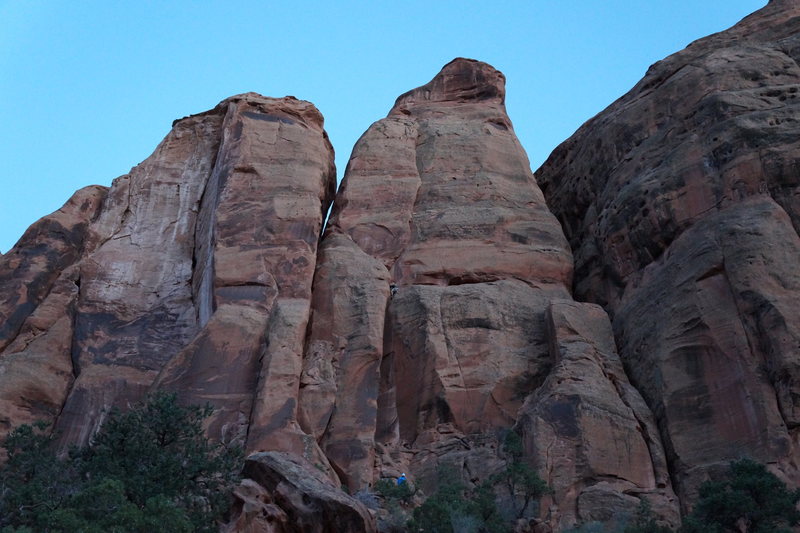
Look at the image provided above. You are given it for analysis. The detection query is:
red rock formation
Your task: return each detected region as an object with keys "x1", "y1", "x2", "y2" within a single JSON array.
[
  {"x1": 536, "y1": 0, "x2": 800, "y2": 509},
  {"x1": 226, "y1": 452, "x2": 376, "y2": 533},
  {"x1": 613, "y1": 198, "x2": 800, "y2": 502},
  {"x1": 300, "y1": 58, "x2": 572, "y2": 490},
  {"x1": 298, "y1": 58, "x2": 678, "y2": 528},
  {"x1": 0, "y1": 94, "x2": 336, "y2": 462},
  {"x1": 150, "y1": 94, "x2": 336, "y2": 461},
  {"x1": 517, "y1": 300, "x2": 678, "y2": 530},
  {"x1": 0, "y1": 186, "x2": 105, "y2": 442},
  {"x1": 4, "y1": 4, "x2": 798, "y2": 525}
]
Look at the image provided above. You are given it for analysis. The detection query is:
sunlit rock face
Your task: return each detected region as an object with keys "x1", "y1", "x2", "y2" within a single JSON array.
[
  {"x1": 536, "y1": 0, "x2": 800, "y2": 508},
  {"x1": 0, "y1": 93, "x2": 336, "y2": 463}
]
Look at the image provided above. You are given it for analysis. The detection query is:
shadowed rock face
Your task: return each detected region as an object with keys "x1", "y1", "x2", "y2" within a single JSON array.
[
  {"x1": 518, "y1": 301, "x2": 679, "y2": 530},
  {"x1": 0, "y1": 186, "x2": 106, "y2": 441},
  {"x1": 2, "y1": 3, "x2": 800, "y2": 529},
  {"x1": 536, "y1": 0, "x2": 800, "y2": 508},
  {"x1": 225, "y1": 452, "x2": 376, "y2": 533}
]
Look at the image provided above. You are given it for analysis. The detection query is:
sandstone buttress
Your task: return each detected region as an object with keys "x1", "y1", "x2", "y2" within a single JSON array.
[
  {"x1": 298, "y1": 58, "x2": 678, "y2": 529},
  {"x1": 2, "y1": 3, "x2": 800, "y2": 529},
  {"x1": 0, "y1": 93, "x2": 337, "y2": 462},
  {"x1": 536, "y1": 0, "x2": 800, "y2": 510}
]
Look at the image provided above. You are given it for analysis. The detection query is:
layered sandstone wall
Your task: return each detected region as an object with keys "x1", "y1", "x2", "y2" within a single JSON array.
[
  {"x1": 296, "y1": 58, "x2": 678, "y2": 528},
  {"x1": 1, "y1": 2, "x2": 799, "y2": 530},
  {"x1": 535, "y1": 0, "x2": 800, "y2": 509},
  {"x1": 0, "y1": 94, "x2": 337, "y2": 462}
]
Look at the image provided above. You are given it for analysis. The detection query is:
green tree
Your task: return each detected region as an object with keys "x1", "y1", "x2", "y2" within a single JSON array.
[
  {"x1": 470, "y1": 482, "x2": 507, "y2": 533},
  {"x1": 407, "y1": 433, "x2": 550, "y2": 533},
  {"x1": 374, "y1": 477, "x2": 414, "y2": 503},
  {"x1": 623, "y1": 499, "x2": 672, "y2": 533},
  {"x1": 408, "y1": 465, "x2": 476, "y2": 533},
  {"x1": 374, "y1": 477, "x2": 416, "y2": 532},
  {"x1": 681, "y1": 458, "x2": 800, "y2": 533},
  {"x1": 83, "y1": 392, "x2": 241, "y2": 530},
  {"x1": 489, "y1": 431, "x2": 550, "y2": 519},
  {"x1": 0, "y1": 421, "x2": 82, "y2": 529},
  {"x1": 0, "y1": 392, "x2": 241, "y2": 533}
]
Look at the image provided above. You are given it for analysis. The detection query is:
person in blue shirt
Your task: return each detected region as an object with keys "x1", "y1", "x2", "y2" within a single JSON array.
[{"x1": 397, "y1": 473, "x2": 407, "y2": 485}]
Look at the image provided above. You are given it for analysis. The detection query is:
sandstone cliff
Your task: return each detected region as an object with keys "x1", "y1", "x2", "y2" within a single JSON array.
[
  {"x1": 297, "y1": 58, "x2": 677, "y2": 530},
  {"x1": 1, "y1": 2, "x2": 798, "y2": 531},
  {"x1": 0, "y1": 92, "x2": 337, "y2": 462},
  {"x1": 536, "y1": 0, "x2": 800, "y2": 511}
]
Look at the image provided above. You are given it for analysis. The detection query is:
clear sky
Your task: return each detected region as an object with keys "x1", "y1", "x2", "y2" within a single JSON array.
[{"x1": 0, "y1": 0, "x2": 767, "y2": 253}]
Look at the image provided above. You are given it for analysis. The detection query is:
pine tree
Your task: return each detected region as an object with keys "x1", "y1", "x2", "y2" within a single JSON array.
[{"x1": 0, "y1": 393, "x2": 241, "y2": 533}]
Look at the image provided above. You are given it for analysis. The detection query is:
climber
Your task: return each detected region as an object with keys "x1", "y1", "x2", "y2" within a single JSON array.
[
  {"x1": 390, "y1": 283, "x2": 398, "y2": 297},
  {"x1": 397, "y1": 472, "x2": 407, "y2": 486}
]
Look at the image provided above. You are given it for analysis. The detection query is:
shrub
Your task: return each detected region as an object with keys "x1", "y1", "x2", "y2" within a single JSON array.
[
  {"x1": 407, "y1": 434, "x2": 551, "y2": 533},
  {"x1": 681, "y1": 458, "x2": 800, "y2": 533},
  {"x1": 354, "y1": 488, "x2": 380, "y2": 510},
  {"x1": 381, "y1": 499, "x2": 410, "y2": 533},
  {"x1": 623, "y1": 499, "x2": 671, "y2": 533},
  {"x1": 489, "y1": 431, "x2": 551, "y2": 520},
  {"x1": 375, "y1": 477, "x2": 414, "y2": 503},
  {"x1": 563, "y1": 522, "x2": 605, "y2": 533},
  {"x1": 374, "y1": 476, "x2": 416, "y2": 532},
  {"x1": 0, "y1": 392, "x2": 241, "y2": 533},
  {"x1": 407, "y1": 465, "x2": 473, "y2": 533}
]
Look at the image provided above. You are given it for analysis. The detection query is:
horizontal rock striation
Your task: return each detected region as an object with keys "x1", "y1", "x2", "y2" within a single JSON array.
[
  {"x1": 4, "y1": 4, "x2": 799, "y2": 526},
  {"x1": 536, "y1": 0, "x2": 800, "y2": 509},
  {"x1": 297, "y1": 58, "x2": 678, "y2": 527}
]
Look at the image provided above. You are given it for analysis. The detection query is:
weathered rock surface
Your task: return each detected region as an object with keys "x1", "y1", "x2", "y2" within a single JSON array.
[
  {"x1": 0, "y1": 186, "x2": 106, "y2": 441},
  {"x1": 297, "y1": 233, "x2": 391, "y2": 489},
  {"x1": 3, "y1": 3, "x2": 799, "y2": 527},
  {"x1": 536, "y1": 0, "x2": 800, "y2": 508},
  {"x1": 614, "y1": 197, "x2": 800, "y2": 502},
  {"x1": 226, "y1": 452, "x2": 376, "y2": 533},
  {"x1": 297, "y1": 57, "x2": 677, "y2": 528},
  {"x1": 151, "y1": 94, "x2": 336, "y2": 459},
  {"x1": 0, "y1": 93, "x2": 336, "y2": 458},
  {"x1": 299, "y1": 58, "x2": 574, "y2": 490},
  {"x1": 223, "y1": 479, "x2": 290, "y2": 533},
  {"x1": 517, "y1": 300, "x2": 678, "y2": 530},
  {"x1": 333, "y1": 58, "x2": 573, "y2": 287}
]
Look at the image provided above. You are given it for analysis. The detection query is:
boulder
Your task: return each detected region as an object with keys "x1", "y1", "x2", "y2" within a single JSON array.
[{"x1": 232, "y1": 452, "x2": 377, "y2": 533}]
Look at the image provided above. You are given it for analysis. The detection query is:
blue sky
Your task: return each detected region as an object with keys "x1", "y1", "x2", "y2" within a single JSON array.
[{"x1": 0, "y1": 0, "x2": 767, "y2": 253}]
